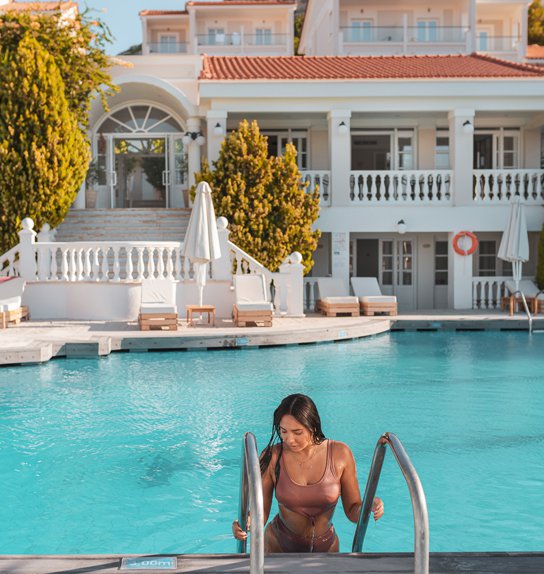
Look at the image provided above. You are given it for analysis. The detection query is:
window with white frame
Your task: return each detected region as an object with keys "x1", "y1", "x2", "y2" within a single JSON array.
[
  {"x1": 255, "y1": 28, "x2": 272, "y2": 45},
  {"x1": 435, "y1": 241, "x2": 448, "y2": 285},
  {"x1": 397, "y1": 136, "x2": 414, "y2": 170},
  {"x1": 351, "y1": 20, "x2": 373, "y2": 42},
  {"x1": 435, "y1": 134, "x2": 450, "y2": 169},
  {"x1": 208, "y1": 28, "x2": 225, "y2": 45},
  {"x1": 264, "y1": 131, "x2": 309, "y2": 170},
  {"x1": 417, "y1": 19, "x2": 438, "y2": 42},
  {"x1": 158, "y1": 34, "x2": 178, "y2": 54},
  {"x1": 478, "y1": 240, "x2": 497, "y2": 277}
]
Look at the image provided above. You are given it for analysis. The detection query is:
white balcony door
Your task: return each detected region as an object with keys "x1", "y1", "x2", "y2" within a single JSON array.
[
  {"x1": 380, "y1": 238, "x2": 416, "y2": 310},
  {"x1": 473, "y1": 130, "x2": 520, "y2": 169},
  {"x1": 351, "y1": 130, "x2": 414, "y2": 170}
]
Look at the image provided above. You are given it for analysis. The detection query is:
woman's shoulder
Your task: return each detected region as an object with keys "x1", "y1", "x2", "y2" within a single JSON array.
[{"x1": 329, "y1": 440, "x2": 356, "y2": 468}]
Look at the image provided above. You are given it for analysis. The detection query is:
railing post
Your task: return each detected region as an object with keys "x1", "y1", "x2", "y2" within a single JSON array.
[
  {"x1": 278, "y1": 252, "x2": 305, "y2": 317},
  {"x1": 17, "y1": 218, "x2": 37, "y2": 280},
  {"x1": 214, "y1": 217, "x2": 232, "y2": 280}
]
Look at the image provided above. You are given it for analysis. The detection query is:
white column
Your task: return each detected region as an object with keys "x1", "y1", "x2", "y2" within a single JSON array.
[
  {"x1": 18, "y1": 218, "x2": 37, "y2": 281},
  {"x1": 519, "y1": 4, "x2": 528, "y2": 61},
  {"x1": 73, "y1": 181, "x2": 85, "y2": 209},
  {"x1": 206, "y1": 110, "x2": 227, "y2": 166},
  {"x1": 467, "y1": 0, "x2": 476, "y2": 53},
  {"x1": 448, "y1": 109, "x2": 475, "y2": 207},
  {"x1": 448, "y1": 231, "x2": 474, "y2": 309},
  {"x1": 328, "y1": 110, "x2": 351, "y2": 207},
  {"x1": 189, "y1": 8, "x2": 197, "y2": 54},
  {"x1": 278, "y1": 252, "x2": 305, "y2": 317},
  {"x1": 213, "y1": 217, "x2": 232, "y2": 280},
  {"x1": 331, "y1": 231, "x2": 350, "y2": 291},
  {"x1": 186, "y1": 117, "x2": 203, "y2": 192},
  {"x1": 142, "y1": 17, "x2": 150, "y2": 55}
]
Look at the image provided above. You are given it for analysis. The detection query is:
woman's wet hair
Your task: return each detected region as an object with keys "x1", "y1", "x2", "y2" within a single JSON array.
[{"x1": 260, "y1": 394, "x2": 326, "y2": 478}]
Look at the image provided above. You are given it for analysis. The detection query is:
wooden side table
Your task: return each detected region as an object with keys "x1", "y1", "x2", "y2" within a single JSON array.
[{"x1": 186, "y1": 304, "x2": 216, "y2": 326}]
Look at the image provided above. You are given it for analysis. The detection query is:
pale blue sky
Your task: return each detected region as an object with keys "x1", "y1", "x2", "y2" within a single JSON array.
[{"x1": 78, "y1": 1, "x2": 187, "y2": 54}]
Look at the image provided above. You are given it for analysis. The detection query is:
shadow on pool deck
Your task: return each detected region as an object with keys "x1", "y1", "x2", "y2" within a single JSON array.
[{"x1": 0, "y1": 311, "x2": 542, "y2": 366}]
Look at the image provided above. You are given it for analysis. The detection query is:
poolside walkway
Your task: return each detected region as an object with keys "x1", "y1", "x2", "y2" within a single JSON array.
[
  {"x1": 0, "y1": 310, "x2": 542, "y2": 366},
  {"x1": 2, "y1": 551, "x2": 544, "y2": 573}
]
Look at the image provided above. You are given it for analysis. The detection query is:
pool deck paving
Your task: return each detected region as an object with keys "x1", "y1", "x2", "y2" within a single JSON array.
[
  {"x1": 2, "y1": 552, "x2": 544, "y2": 573},
  {"x1": 0, "y1": 310, "x2": 543, "y2": 366}
]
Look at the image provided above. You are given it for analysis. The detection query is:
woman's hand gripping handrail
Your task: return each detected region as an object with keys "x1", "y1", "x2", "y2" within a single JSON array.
[
  {"x1": 237, "y1": 432, "x2": 265, "y2": 574},
  {"x1": 352, "y1": 432, "x2": 429, "y2": 574}
]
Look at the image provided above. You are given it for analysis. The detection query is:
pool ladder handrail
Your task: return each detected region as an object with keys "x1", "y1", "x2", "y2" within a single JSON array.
[
  {"x1": 352, "y1": 432, "x2": 429, "y2": 574},
  {"x1": 511, "y1": 290, "x2": 533, "y2": 334},
  {"x1": 237, "y1": 432, "x2": 265, "y2": 574}
]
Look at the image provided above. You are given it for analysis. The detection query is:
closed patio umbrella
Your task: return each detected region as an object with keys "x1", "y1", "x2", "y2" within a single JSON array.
[
  {"x1": 182, "y1": 181, "x2": 221, "y2": 306},
  {"x1": 497, "y1": 196, "x2": 529, "y2": 293}
]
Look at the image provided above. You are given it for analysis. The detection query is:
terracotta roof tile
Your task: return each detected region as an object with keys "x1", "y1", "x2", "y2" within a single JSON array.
[
  {"x1": 527, "y1": 44, "x2": 544, "y2": 59},
  {"x1": 140, "y1": 10, "x2": 188, "y2": 16},
  {"x1": 200, "y1": 53, "x2": 544, "y2": 81},
  {"x1": 187, "y1": 1, "x2": 294, "y2": 5},
  {"x1": 1, "y1": 1, "x2": 77, "y2": 12}
]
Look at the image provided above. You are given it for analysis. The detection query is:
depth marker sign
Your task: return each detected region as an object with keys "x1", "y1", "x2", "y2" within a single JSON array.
[{"x1": 120, "y1": 556, "x2": 178, "y2": 570}]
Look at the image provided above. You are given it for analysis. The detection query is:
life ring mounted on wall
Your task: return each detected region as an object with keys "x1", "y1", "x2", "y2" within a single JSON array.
[{"x1": 452, "y1": 231, "x2": 478, "y2": 256}]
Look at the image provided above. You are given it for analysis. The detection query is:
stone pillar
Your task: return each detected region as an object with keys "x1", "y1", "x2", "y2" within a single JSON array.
[
  {"x1": 186, "y1": 117, "x2": 203, "y2": 194},
  {"x1": 17, "y1": 218, "x2": 37, "y2": 281},
  {"x1": 73, "y1": 181, "x2": 85, "y2": 209},
  {"x1": 331, "y1": 231, "x2": 350, "y2": 291},
  {"x1": 448, "y1": 231, "x2": 474, "y2": 309},
  {"x1": 213, "y1": 217, "x2": 232, "y2": 280},
  {"x1": 206, "y1": 110, "x2": 227, "y2": 166},
  {"x1": 448, "y1": 109, "x2": 475, "y2": 207},
  {"x1": 328, "y1": 110, "x2": 351, "y2": 207},
  {"x1": 278, "y1": 252, "x2": 305, "y2": 317}
]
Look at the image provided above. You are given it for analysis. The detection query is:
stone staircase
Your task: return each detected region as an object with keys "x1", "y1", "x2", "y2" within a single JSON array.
[{"x1": 54, "y1": 208, "x2": 192, "y2": 243}]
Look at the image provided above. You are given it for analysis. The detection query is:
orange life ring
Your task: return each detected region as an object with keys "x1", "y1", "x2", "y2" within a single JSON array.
[{"x1": 453, "y1": 231, "x2": 478, "y2": 256}]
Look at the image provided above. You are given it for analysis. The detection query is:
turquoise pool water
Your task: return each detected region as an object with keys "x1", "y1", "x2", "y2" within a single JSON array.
[{"x1": 0, "y1": 332, "x2": 543, "y2": 554}]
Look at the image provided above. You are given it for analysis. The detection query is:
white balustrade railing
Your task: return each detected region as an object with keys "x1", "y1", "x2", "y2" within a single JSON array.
[
  {"x1": 228, "y1": 241, "x2": 271, "y2": 280},
  {"x1": 0, "y1": 245, "x2": 20, "y2": 277},
  {"x1": 300, "y1": 170, "x2": 331, "y2": 207},
  {"x1": 35, "y1": 241, "x2": 188, "y2": 282},
  {"x1": 350, "y1": 170, "x2": 453, "y2": 204},
  {"x1": 472, "y1": 276, "x2": 512, "y2": 310},
  {"x1": 303, "y1": 276, "x2": 323, "y2": 312},
  {"x1": 473, "y1": 170, "x2": 544, "y2": 204}
]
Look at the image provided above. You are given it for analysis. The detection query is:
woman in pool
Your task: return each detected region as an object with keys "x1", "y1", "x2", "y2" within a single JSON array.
[{"x1": 232, "y1": 393, "x2": 384, "y2": 553}]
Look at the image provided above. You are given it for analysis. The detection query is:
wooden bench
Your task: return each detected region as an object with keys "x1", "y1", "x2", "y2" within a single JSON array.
[
  {"x1": 138, "y1": 312, "x2": 178, "y2": 331},
  {"x1": 0, "y1": 305, "x2": 29, "y2": 329}
]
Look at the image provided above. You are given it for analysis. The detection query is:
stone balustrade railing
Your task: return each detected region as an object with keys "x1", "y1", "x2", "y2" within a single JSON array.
[
  {"x1": 0, "y1": 245, "x2": 20, "y2": 277},
  {"x1": 300, "y1": 171, "x2": 331, "y2": 207},
  {"x1": 472, "y1": 276, "x2": 514, "y2": 310},
  {"x1": 349, "y1": 170, "x2": 453, "y2": 204},
  {"x1": 473, "y1": 170, "x2": 544, "y2": 204}
]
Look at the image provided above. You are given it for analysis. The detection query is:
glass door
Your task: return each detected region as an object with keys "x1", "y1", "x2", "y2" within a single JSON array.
[
  {"x1": 380, "y1": 238, "x2": 416, "y2": 310},
  {"x1": 111, "y1": 137, "x2": 168, "y2": 208}
]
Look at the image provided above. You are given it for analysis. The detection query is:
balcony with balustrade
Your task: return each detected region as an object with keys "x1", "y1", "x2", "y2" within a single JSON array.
[{"x1": 195, "y1": 31, "x2": 292, "y2": 56}]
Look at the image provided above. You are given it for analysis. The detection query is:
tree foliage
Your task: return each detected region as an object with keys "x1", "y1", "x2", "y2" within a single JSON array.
[
  {"x1": 537, "y1": 224, "x2": 544, "y2": 290},
  {"x1": 529, "y1": 1, "x2": 544, "y2": 45},
  {"x1": 0, "y1": 8, "x2": 117, "y2": 128},
  {"x1": 0, "y1": 35, "x2": 89, "y2": 251},
  {"x1": 195, "y1": 120, "x2": 320, "y2": 273}
]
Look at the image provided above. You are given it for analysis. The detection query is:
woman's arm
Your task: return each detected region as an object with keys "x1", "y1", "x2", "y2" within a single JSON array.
[{"x1": 337, "y1": 442, "x2": 384, "y2": 523}]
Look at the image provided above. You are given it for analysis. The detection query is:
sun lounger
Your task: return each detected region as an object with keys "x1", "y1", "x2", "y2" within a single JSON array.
[
  {"x1": 315, "y1": 278, "x2": 359, "y2": 317},
  {"x1": 0, "y1": 277, "x2": 28, "y2": 328},
  {"x1": 503, "y1": 280, "x2": 543, "y2": 315},
  {"x1": 233, "y1": 274, "x2": 273, "y2": 327},
  {"x1": 138, "y1": 279, "x2": 178, "y2": 331},
  {"x1": 350, "y1": 277, "x2": 397, "y2": 316}
]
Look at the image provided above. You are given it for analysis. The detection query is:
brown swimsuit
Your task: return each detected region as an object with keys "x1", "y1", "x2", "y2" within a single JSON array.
[{"x1": 271, "y1": 440, "x2": 341, "y2": 552}]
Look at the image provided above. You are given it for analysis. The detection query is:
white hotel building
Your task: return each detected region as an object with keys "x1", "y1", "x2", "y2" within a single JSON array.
[{"x1": 12, "y1": 0, "x2": 544, "y2": 311}]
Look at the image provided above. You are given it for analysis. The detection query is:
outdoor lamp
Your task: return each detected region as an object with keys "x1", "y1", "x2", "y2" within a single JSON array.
[
  {"x1": 182, "y1": 131, "x2": 205, "y2": 146},
  {"x1": 462, "y1": 120, "x2": 474, "y2": 134},
  {"x1": 213, "y1": 122, "x2": 224, "y2": 136},
  {"x1": 338, "y1": 121, "x2": 349, "y2": 135},
  {"x1": 397, "y1": 219, "x2": 407, "y2": 234}
]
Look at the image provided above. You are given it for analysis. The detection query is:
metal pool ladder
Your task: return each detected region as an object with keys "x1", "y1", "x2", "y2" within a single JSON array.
[
  {"x1": 352, "y1": 432, "x2": 429, "y2": 574},
  {"x1": 237, "y1": 432, "x2": 265, "y2": 574},
  {"x1": 236, "y1": 431, "x2": 429, "y2": 574},
  {"x1": 511, "y1": 290, "x2": 533, "y2": 334}
]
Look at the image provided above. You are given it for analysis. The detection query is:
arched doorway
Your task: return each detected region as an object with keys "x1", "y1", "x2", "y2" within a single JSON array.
[{"x1": 93, "y1": 104, "x2": 188, "y2": 208}]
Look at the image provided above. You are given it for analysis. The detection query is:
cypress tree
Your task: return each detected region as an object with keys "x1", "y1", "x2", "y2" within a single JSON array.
[
  {"x1": 0, "y1": 35, "x2": 89, "y2": 251},
  {"x1": 196, "y1": 120, "x2": 320, "y2": 273}
]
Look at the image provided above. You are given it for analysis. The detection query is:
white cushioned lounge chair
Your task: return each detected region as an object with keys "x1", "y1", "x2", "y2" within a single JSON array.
[
  {"x1": 315, "y1": 278, "x2": 359, "y2": 317},
  {"x1": 138, "y1": 279, "x2": 178, "y2": 331},
  {"x1": 504, "y1": 279, "x2": 544, "y2": 315},
  {"x1": 350, "y1": 277, "x2": 397, "y2": 316},
  {"x1": 0, "y1": 277, "x2": 27, "y2": 328},
  {"x1": 233, "y1": 274, "x2": 273, "y2": 327}
]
